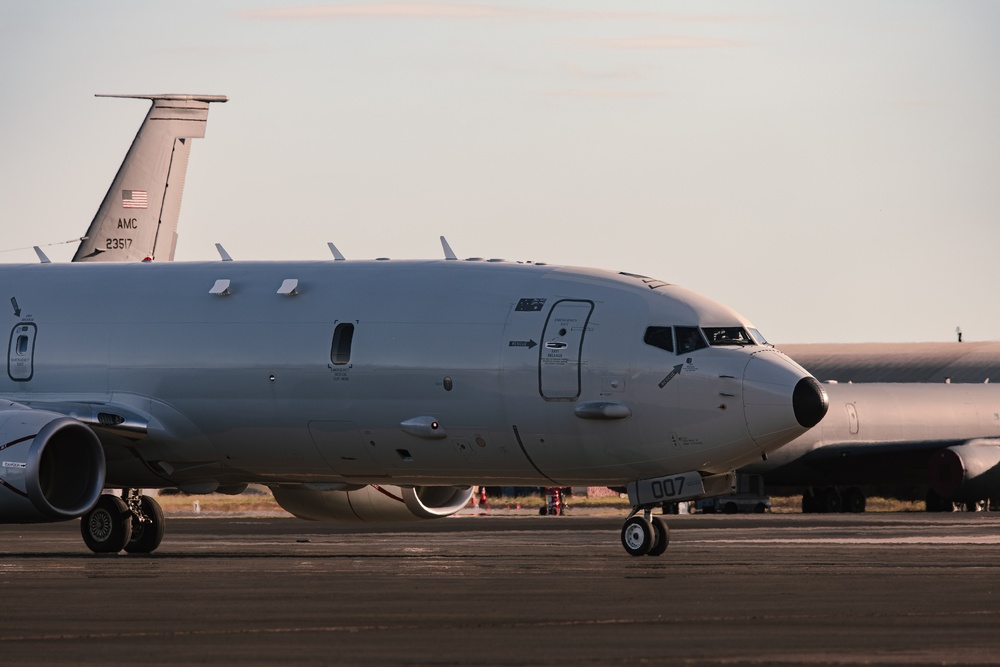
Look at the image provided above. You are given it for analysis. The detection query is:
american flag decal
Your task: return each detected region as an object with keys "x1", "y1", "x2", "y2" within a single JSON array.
[{"x1": 122, "y1": 189, "x2": 148, "y2": 209}]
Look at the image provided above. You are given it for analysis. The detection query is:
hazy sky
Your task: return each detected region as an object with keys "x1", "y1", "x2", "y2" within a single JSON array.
[{"x1": 1, "y1": 1, "x2": 998, "y2": 343}]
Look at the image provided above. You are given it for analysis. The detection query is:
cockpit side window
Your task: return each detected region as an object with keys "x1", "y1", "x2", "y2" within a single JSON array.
[
  {"x1": 643, "y1": 326, "x2": 674, "y2": 353},
  {"x1": 675, "y1": 326, "x2": 707, "y2": 354},
  {"x1": 702, "y1": 327, "x2": 753, "y2": 347},
  {"x1": 748, "y1": 328, "x2": 769, "y2": 345}
]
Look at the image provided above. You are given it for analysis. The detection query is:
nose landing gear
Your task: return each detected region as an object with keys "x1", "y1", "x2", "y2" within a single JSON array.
[
  {"x1": 621, "y1": 469, "x2": 735, "y2": 556},
  {"x1": 621, "y1": 511, "x2": 669, "y2": 557}
]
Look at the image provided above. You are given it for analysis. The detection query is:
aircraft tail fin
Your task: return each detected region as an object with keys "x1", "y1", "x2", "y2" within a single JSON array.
[{"x1": 72, "y1": 94, "x2": 227, "y2": 262}]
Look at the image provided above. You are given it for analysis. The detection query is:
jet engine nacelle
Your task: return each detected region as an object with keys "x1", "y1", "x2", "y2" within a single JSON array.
[
  {"x1": 270, "y1": 483, "x2": 473, "y2": 522},
  {"x1": 928, "y1": 440, "x2": 1000, "y2": 502},
  {"x1": 0, "y1": 408, "x2": 106, "y2": 523}
]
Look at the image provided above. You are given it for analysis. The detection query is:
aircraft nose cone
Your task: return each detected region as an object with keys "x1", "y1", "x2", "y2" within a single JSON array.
[
  {"x1": 743, "y1": 351, "x2": 827, "y2": 452},
  {"x1": 792, "y1": 376, "x2": 829, "y2": 428}
]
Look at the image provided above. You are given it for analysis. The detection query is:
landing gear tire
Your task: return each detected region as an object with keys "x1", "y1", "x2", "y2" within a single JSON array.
[
  {"x1": 925, "y1": 490, "x2": 954, "y2": 513},
  {"x1": 647, "y1": 516, "x2": 670, "y2": 557},
  {"x1": 81, "y1": 495, "x2": 133, "y2": 554},
  {"x1": 819, "y1": 487, "x2": 842, "y2": 513},
  {"x1": 843, "y1": 487, "x2": 866, "y2": 513},
  {"x1": 621, "y1": 516, "x2": 655, "y2": 556},
  {"x1": 802, "y1": 490, "x2": 818, "y2": 514},
  {"x1": 125, "y1": 495, "x2": 165, "y2": 554}
]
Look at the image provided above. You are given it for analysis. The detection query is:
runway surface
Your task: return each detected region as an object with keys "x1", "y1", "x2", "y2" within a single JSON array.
[{"x1": 2, "y1": 513, "x2": 999, "y2": 666}]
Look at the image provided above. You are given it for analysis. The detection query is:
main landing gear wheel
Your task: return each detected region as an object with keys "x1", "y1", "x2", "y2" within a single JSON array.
[
  {"x1": 81, "y1": 495, "x2": 133, "y2": 554},
  {"x1": 125, "y1": 495, "x2": 165, "y2": 554}
]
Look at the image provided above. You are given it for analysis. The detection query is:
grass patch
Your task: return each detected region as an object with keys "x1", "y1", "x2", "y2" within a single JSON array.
[
  {"x1": 769, "y1": 495, "x2": 924, "y2": 513},
  {"x1": 155, "y1": 492, "x2": 286, "y2": 514}
]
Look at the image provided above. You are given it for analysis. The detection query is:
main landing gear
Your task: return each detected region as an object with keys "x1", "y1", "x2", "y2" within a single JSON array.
[
  {"x1": 80, "y1": 489, "x2": 165, "y2": 554},
  {"x1": 621, "y1": 509, "x2": 669, "y2": 557}
]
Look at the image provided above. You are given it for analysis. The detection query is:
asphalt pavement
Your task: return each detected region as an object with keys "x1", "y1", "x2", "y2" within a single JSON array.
[{"x1": 1, "y1": 513, "x2": 998, "y2": 665}]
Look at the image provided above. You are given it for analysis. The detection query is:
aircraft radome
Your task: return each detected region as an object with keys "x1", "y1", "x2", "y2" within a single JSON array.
[{"x1": 0, "y1": 255, "x2": 828, "y2": 556}]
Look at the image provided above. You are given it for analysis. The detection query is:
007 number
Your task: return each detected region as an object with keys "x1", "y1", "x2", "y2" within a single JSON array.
[{"x1": 650, "y1": 476, "x2": 685, "y2": 500}]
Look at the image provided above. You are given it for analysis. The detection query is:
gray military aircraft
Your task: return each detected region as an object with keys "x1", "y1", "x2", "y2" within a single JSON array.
[
  {"x1": 741, "y1": 380, "x2": 1000, "y2": 512},
  {"x1": 0, "y1": 259, "x2": 828, "y2": 556},
  {"x1": 780, "y1": 342, "x2": 1000, "y2": 384},
  {"x1": 71, "y1": 94, "x2": 227, "y2": 263}
]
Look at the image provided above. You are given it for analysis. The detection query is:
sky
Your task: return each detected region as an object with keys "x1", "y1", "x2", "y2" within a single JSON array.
[{"x1": 1, "y1": 1, "x2": 998, "y2": 344}]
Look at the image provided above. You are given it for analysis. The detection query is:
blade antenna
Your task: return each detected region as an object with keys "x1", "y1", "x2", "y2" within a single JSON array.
[
  {"x1": 440, "y1": 236, "x2": 458, "y2": 261},
  {"x1": 215, "y1": 243, "x2": 233, "y2": 261},
  {"x1": 327, "y1": 242, "x2": 346, "y2": 261}
]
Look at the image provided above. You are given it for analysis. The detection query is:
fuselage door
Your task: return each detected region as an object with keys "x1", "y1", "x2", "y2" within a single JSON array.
[
  {"x1": 539, "y1": 300, "x2": 593, "y2": 400},
  {"x1": 846, "y1": 403, "x2": 859, "y2": 434},
  {"x1": 8, "y1": 323, "x2": 37, "y2": 381}
]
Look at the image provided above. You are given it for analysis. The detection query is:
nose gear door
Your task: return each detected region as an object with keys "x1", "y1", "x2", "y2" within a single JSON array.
[{"x1": 538, "y1": 300, "x2": 593, "y2": 400}]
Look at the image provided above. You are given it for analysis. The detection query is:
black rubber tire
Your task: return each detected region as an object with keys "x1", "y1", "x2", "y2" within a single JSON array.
[
  {"x1": 621, "y1": 516, "x2": 654, "y2": 557},
  {"x1": 81, "y1": 495, "x2": 133, "y2": 554},
  {"x1": 802, "y1": 491, "x2": 818, "y2": 514},
  {"x1": 125, "y1": 495, "x2": 165, "y2": 554},
  {"x1": 723, "y1": 502, "x2": 738, "y2": 515},
  {"x1": 820, "y1": 487, "x2": 842, "y2": 513},
  {"x1": 647, "y1": 516, "x2": 670, "y2": 557},
  {"x1": 843, "y1": 487, "x2": 866, "y2": 513}
]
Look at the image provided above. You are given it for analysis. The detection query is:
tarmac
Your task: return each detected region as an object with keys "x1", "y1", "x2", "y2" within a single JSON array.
[{"x1": 2, "y1": 512, "x2": 999, "y2": 666}]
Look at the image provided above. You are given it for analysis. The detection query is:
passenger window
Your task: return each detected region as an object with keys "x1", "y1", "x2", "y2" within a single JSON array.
[
  {"x1": 330, "y1": 323, "x2": 355, "y2": 365},
  {"x1": 675, "y1": 326, "x2": 707, "y2": 354},
  {"x1": 16, "y1": 335, "x2": 28, "y2": 355},
  {"x1": 643, "y1": 327, "x2": 674, "y2": 352}
]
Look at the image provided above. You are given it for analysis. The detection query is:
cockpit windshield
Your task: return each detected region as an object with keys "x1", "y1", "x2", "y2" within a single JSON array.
[
  {"x1": 702, "y1": 327, "x2": 754, "y2": 347},
  {"x1": 675, "y1": 326, "x2": 708, "y2": 354}
]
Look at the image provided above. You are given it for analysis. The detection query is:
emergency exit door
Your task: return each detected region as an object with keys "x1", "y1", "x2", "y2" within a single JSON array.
[
  {"x1": 8, "y1": 323, "x2": 36, "y2": 381},
  {"x1": 538, "y1": 300, "x2": 593, "y2": 400}
]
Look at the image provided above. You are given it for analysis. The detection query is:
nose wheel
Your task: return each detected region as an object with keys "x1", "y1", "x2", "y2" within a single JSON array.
[{"x1": 621, "y1": 511, "x2": 670, "y2": 557}]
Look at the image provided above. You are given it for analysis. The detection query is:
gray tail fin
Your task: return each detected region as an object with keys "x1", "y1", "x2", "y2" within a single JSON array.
[{"x1": 72, "y1": 94, "x2": 227, "y2": 262}]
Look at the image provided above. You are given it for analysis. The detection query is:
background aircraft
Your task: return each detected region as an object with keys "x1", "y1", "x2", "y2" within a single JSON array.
[
  {"x1": 741, "y1": 381, "x2": 1000, "y2": 512},
  {"x1": 71, "y1": 94, "x2": 227, "y2": 263},
  {"x1": 780, "y1": 342, "x2": 1000, "y2": 384}
]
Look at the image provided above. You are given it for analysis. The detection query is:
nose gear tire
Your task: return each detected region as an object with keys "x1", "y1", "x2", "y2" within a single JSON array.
[{"x1": 621, "y1": 516, "x2": 654, "y2": 556}]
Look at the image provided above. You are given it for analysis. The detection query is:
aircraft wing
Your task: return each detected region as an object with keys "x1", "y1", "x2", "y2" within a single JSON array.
[
  {"x1": 751, "y1": 434, "x2": 1000, "y2": 502},
  {"x1": 10, "y1": 399, "x2": 150, "y2": 441}
]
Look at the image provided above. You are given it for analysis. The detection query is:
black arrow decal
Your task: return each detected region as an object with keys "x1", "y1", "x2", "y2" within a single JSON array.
[
  {"x1": 658, "y1": 364, "x2": 683, "y2": 389},
  {"x1": 508, "y1": 339, "x2": 538, "y2": 350}
]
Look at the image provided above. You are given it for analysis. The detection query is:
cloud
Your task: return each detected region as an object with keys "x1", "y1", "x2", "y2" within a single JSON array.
[
  {"x1": 242, "y1": 4, "x2": 512, "y2": 20},
  {"x1": 540, "y1": 88, "x2": 663, "y2": 99},
  {"x1": 240, "y1": 4, "x2": 762, "y2": 23},
  {"x1": 581, "y1": 36, "x2": 745, "y2": 50}
]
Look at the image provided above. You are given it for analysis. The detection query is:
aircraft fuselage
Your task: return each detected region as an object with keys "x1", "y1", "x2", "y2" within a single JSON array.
[{"x1": 2, "y1": 260, "x2": 819, "y2": 492}]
